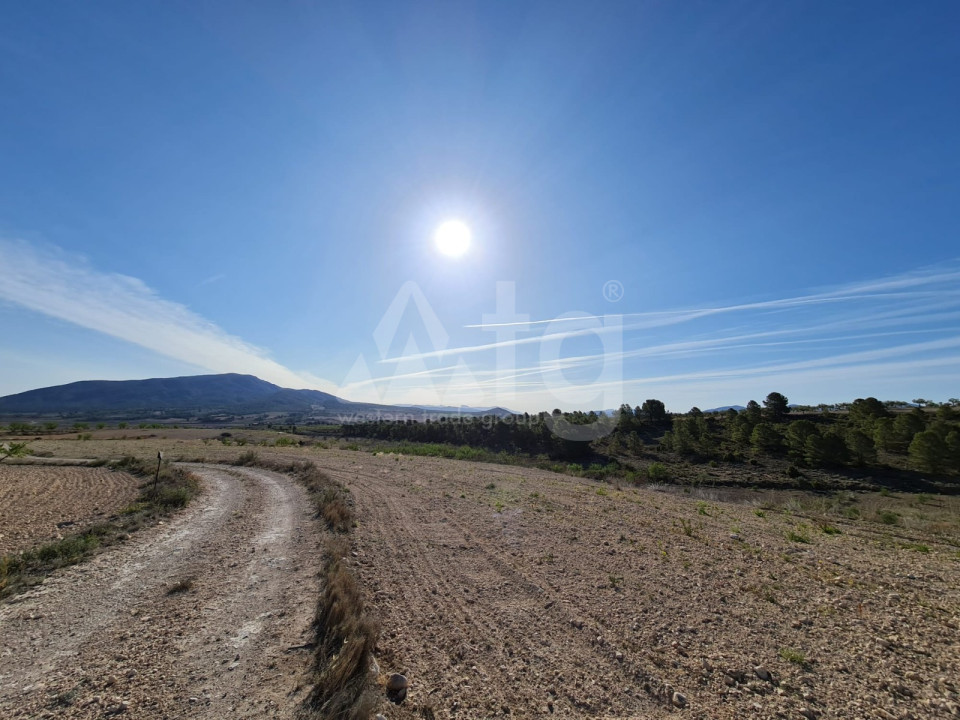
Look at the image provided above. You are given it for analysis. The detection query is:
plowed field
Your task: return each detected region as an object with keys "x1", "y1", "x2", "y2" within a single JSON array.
[{"x1": 0, "y1": 465, "x2": 140, "y2": 556}]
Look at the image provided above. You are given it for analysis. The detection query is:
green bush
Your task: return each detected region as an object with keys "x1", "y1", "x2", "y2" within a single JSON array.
[{"x1": 647, "y1": 462, "x2": 669, "y2": 481}]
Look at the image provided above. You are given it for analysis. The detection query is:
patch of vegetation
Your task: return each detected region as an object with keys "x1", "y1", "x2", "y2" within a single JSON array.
[
  {"x1": 819, "y1": 523, "x2": 842, "y2": 535},
  {"x1": 301, "y1": 536, "x2": 380, "y2": 719},
  {"x1": 647, "y1": 462, "x2": 669, "y2": 481},
  {"x1": 877, "y1": 509, "x2": 901, "y2": 525},
  {"x1": 342, "y1": 393, "x2": 960, "y2": 493},
  {"x1": 779, "y1": 647, "x2": 809, "y2": 666},
  {"x1": 0, "y1": 441, "x2": 30, "y2": 462},
  {"x1": 786, "y1": 529, "x2": 811, "y2": 544}
]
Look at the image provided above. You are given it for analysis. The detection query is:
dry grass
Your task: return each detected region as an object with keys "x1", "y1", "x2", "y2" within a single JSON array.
[{"x1": 301, "y1": 538, "x2": 380, "y2": 720}]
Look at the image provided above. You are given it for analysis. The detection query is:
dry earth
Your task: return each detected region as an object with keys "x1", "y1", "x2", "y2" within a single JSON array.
[
  {"x1": 0, "y1": 465, "x2": 140, "y2": 556},
  {"x1": 318, "y1": 451, "x2": 960, "y2": 720},
  {"x1": 2, "y1": 438, "x2": 959, "y2": 720},
  {"x1": 0, "y1": 464, "x2": 323, "y2": 719}
]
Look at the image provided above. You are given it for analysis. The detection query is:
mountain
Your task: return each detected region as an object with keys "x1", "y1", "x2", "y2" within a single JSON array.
[
  {"x1": 703, "y1": 405, "x2": 746, "y2": 413},
  {"x1": 0, "y1": 373, "x2": 516, "y2": 421},
  {"x1": 396, "y1": 404, "x2": 519, "y2": 416},
  {"x1": 0, "y1": 373, "x2": 346, "y2": 415}
]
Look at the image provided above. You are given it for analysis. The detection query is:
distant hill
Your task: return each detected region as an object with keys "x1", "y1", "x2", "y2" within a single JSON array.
[
  {"x1": 0, "y1": 373, "x2": 345, "y2": 415},
  {"x1": 703, "y1": 405, "x2": 746, "y2": 413},
  {"x1": 0, "y1": 373, "x2": 516, "y2": 421},
  {"x1": 398, "y1": 404, "x2": 519, "y2": 416}
]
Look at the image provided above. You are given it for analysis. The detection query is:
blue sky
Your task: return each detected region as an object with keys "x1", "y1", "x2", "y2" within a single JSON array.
[{"x1": 1, "y1": 1, "x2": 958, "y2": 412}]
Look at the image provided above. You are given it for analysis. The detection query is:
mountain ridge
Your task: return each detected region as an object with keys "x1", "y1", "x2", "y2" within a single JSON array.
[{"x1": 0, "y1": 373, "x2": 515, "y2": 420}]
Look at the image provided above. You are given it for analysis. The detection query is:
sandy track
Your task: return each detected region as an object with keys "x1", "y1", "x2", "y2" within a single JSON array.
[{"x1": 0, "y1": 465, "x2": 322, "y2": 719}]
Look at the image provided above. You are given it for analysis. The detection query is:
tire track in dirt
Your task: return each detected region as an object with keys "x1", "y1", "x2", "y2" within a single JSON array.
[
  {"x1": 323, "y1": 458, "x2": 664, "y2": 718},
  {"x1": 0, "y1": 464, "x2": 323, "y2": 719}
]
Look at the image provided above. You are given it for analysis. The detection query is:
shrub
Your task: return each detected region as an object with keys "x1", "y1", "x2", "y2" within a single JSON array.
[
  {"x1": 235, "y1": 450, "x2": 260, "y2": 466},
  {"x1": 647, "y1": 462, "x2": 669, "y2": 481}
]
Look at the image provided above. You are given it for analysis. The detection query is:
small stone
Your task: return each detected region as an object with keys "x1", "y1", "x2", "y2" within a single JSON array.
[
  {"x1": 754, "y1": 666, "x2": 771, "y2": 682},
  {"x1": 615, "y1": 651, "x2": 624, "y2": 662},
  {"x1": 671, "y1": 692, "x2": 687, "y2": 708},
  {"x1": 386, "y1": 673, "x2": 409, "y2": 691},
  {"x1": 798, "y1": 708, "x2": 819, "y2": 720}
]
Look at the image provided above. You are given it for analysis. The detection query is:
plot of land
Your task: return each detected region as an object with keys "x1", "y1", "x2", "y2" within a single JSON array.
[
  {"x1": 0, "y1": 464, "x2": 322, "y2": 718},
  {"x1": 320, "y1": 451, "x2": 960, "y2": 719},
  {"x1": 2, "y1": 437, "x2": 959, "y2": 719},
  {"x1": 0, "y1": 465, "x2": 140, "y2": 556}
]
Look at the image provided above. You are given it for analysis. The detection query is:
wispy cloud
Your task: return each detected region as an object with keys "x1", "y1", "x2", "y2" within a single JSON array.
[
  {"x1": 198, "y1": 272, "x2": 225, "y2": 287},
  {"x1": 361, "y1": 261, "x2": 960, "y2": 409},
  {"x1": 0, "y1": 238, "x2": 333, "y2": 392},
  {"x1": 465, "y1": 264, "x2": 960, "y2": 330}
]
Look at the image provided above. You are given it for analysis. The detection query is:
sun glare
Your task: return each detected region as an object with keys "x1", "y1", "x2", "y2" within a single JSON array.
[{"x1": 434, "y1": 220, "x2": 472, "y2": 257}]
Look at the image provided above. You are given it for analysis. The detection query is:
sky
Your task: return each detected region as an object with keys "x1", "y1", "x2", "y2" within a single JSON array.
[{"x1": 1, "y1": 1, "x2": 958, "y2": 413}]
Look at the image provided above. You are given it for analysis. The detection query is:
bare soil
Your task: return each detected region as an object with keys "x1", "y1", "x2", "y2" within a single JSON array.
[
  {"x1": 0, "y1": 465, "x2": 140, "y2": 556},
  {"x1": 3, "y1": 437, "x2": 959, "y2": 719},
  {"x1": 322, "y1": 451, "x2": 960, "y2": 720},
  {"x1": 0, "y1": 464, "x2": 323, "y2": 719}
]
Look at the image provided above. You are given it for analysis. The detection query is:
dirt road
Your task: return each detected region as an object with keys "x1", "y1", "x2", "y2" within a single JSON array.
[{"x1": 0, "y1": 465, "x2": 322, "y2": 719}]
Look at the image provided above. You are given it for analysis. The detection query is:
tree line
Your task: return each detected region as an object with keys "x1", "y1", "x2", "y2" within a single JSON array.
[{"x1": 346, "y1": 393, "x2": 960, "y2": 477}]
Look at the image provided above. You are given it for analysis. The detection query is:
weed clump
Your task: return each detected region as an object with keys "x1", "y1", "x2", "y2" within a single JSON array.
[
  {"x1": 779, "y1": 647, "x2": 808, "y2": 666},
  {"x1": 303, "y1": 539, "x2": 380, "y2": 719}
]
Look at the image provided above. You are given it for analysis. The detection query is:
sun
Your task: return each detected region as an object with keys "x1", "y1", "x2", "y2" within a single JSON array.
[{"x1": 434, "y1": 220, "x2": 472, "y2": 257}]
